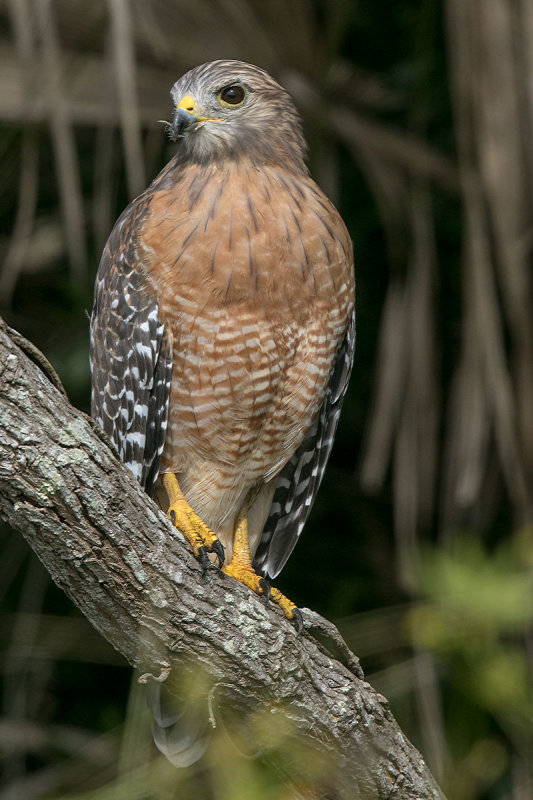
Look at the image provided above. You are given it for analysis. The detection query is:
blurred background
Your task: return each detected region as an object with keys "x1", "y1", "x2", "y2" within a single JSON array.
[{"x1": 1, "y1": 1, "x2": 532, "y2": 798}]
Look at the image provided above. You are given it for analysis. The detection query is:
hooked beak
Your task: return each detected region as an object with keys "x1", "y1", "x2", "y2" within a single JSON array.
[
  {"x1": 169, "y1": 94, "x2": 225, "y2": 140},
  {"x1": 171, "y1": 107, "x2": 198, "y2": 138}
]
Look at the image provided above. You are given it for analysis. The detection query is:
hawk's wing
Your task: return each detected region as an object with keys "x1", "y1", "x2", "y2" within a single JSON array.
[
  {"x1": 254, "y1": 308, "x2": 355, "y2": 579},
  {"x1": 90, "y1": 201, "x2": 172, "y2": 497}
]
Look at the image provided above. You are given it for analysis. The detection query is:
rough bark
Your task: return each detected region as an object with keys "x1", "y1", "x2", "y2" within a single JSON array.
[{"x1": 0, "y1": 318, "x2": 446, "y2": 800}]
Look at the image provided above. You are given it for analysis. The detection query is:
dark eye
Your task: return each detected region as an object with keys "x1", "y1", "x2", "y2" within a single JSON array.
[{"x1": 218, "y1": 84, "x2": 246, "y2": 107}]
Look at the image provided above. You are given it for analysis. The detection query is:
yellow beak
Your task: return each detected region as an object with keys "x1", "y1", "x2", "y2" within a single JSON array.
[
  {"x1": 177, "y1": 95, "x2": 197, "y2": 114},
  {"x1": 175, "y1": 94, "x2": 225, "y2": 124}
]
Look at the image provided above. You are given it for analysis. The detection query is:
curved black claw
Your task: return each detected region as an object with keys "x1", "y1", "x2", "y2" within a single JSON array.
[
  {"x1": 258, "y1": 577, "x2": 271, "y2": 603},
  {"x1": 211, "y1": 540, "x2": 225, "y2": 569},
  {"x1": 169, "y1": 510, "x2": 176, "y2": 526},
  {"x1": 292, "y1": 608, "x2": 304, "y2": 634},
  {"x1": 197, "y1": 546, "x2": 210, "y2": 577}
]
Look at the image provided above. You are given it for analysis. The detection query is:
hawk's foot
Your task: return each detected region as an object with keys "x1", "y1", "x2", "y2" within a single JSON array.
[
  {"x1": 223, "y1": 507, "x2": 300, "y2": 626},
  {"x1": 163, "y1": 473, "x2": 225, "y2": 570},
  {"x1": 222, "y1": 561, "x2": 299, "y2": 623}
]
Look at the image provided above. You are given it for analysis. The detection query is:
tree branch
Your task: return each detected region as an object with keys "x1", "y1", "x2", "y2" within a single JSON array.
[{"x1": 0, "y1": 318, "x2": 446, "y2": 799}]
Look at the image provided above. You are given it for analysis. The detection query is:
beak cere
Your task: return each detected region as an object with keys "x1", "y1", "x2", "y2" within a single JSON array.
[
  {"x1": 172, "y1": 107, "x2": 198, "y2": 138},
  {"x1": 169, "y1": 94, "x2": 226, "y2": 141}
]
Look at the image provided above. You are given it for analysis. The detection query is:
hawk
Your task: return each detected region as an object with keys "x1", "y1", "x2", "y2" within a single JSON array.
[{"x1": 90, "y1": 59, "x2": 355, "y2": 629}]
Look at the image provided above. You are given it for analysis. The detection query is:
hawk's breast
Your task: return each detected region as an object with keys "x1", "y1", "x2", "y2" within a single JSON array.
[{"x1": 138, "y1": 159, "x2": 353, "y2": 493}]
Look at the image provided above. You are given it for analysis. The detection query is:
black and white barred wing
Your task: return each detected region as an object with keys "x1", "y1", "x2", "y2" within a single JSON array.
[
  {"x1": 90, "y1": 207, "x2": 172, "y2": 498},
  {"x1": 254, "y1": 308, "x2": 356, "y2": 579}
]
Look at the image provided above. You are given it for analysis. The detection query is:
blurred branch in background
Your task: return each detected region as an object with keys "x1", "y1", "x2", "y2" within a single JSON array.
[
  {"x1": 109, "y1": 0, "x2": 145, "y2": 198},
  {"x1": 0, "y1": 1, "x2": 532, "y2": 799},
  {"x1": 442, "y1": 0, "x2": 533, "y2": 532}
]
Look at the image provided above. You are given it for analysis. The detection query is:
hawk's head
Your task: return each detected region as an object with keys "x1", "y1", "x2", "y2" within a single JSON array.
[{"x1": 168, "y1": 60, "x2": 308, "y2": 172}]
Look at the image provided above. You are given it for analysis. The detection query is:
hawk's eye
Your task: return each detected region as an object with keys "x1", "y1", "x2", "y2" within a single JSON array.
[{"x1": 218, "y1": 84, "x2": 246, "y2": 107}]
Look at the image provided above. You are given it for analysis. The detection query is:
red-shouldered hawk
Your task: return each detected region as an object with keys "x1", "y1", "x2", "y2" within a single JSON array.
[{"x1": 90, "y1": 60, "x2": 355, "y2": 632}]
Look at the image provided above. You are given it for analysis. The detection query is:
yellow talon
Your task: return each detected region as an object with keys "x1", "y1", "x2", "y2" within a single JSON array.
[
  {"x1": 223, "y1": 506, "x2": 299, "y2": 624},
  {"x1": 163, "y1": 475, "x2": 300, "y2": 625},
  {"x1": 163, "y1": 473, "x2": 225, "y2": 567},
  {"x1": 267, "y1": 585, "x2": 299, "y2": 621}
]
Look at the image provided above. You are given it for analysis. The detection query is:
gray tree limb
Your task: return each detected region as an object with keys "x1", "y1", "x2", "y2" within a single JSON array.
[{"x1": 0, "y1": 319, "x2": 446, "y2": 799}]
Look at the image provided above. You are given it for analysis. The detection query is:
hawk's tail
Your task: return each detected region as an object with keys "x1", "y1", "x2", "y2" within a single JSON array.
[{"x1": 146, "y1": 681, "x2": 210, "y2": 767}]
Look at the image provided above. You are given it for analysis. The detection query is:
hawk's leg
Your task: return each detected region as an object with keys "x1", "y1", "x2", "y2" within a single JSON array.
[
  {"x1": 163, "y1": 473, "x2": 225, "y2": 569},
  {"x1": 223, "y1": 507, "x2": 300, "y2": 625}
]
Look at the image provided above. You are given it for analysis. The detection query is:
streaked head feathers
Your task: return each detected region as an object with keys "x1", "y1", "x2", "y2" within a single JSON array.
[{"x1": 168, "y1": 59, "x2": 308, "y2": 171}]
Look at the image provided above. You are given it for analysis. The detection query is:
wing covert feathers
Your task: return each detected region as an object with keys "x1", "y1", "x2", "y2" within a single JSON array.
[
  {"x1": 90, "y1": 203, "x2": 172, "y2": 497},
  {"x1": 254, "y1": 308, "x2": 356, "y2": 579}
]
